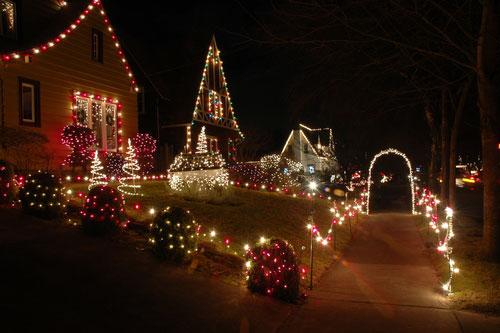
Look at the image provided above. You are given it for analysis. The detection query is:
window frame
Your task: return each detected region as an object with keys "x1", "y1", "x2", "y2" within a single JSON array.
[
  {"x1": 91, "y1": 28, "x2": 103, "y2": 63},
  {"x1": 0, "y1": 0, "x2": 17, "y2": 39},
  {"x1": 18, "y1": 77, "x2": 40, "y2": 127},
  {"x1": 74, "y1": 95, "x2": 118, "y2": 152}
]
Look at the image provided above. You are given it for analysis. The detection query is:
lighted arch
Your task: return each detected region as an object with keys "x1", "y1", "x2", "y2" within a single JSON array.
[{"x1": 366, "y1": 148, "x2": 416, "y2": 215}]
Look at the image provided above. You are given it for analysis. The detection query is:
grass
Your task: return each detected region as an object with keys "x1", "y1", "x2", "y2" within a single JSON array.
[
  {"x1": 67, "y1": 180, "x2": 359, "y2": 287},
  {"x1": 417, "y1": 213, "x2": 500, "y2": 315}
]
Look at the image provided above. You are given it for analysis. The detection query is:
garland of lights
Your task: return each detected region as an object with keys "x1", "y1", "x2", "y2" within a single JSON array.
[
  {"x1": 118, "y1": 139, "x2": 142, "y2": 196},
  {"x1": 0, "y1": 0, "x2": 139, "y2": 92},
  {"x1": 366, "y1": 148, "x2": 416, "y2": 214},
  {"x1": 418, "y1": 189, "x2": 459, "y2": 294},
  {"x1": 88, "y1": 151, "x2": 108, "y2": 190}
]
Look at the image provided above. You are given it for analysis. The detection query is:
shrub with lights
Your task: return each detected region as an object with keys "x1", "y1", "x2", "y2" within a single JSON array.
[
  {"x1": 228, "y1": 162, "x2": 266, "y2": 185},
  {"x1": 61, "y1": 124, "x2": 96, "y2": 169},
  {"x1": 149, "y1": 207, "x2": 199, "y2": 261},
  {"x1": 19, "y1": 171, "x2": 65, "y2": 219},
  {"x1": 105, "y1": 152, "x2": 124, "y2": 178},
  {"x1": 81, "y1": 185, "x2": 126, "y2": 234},
  {"x1": 0, "y1": 160, "x2": 16, "y2": 204},
  {"x1": 259, "y1": 154, "x2": 303, "y2": 188},
  {"x1": 131, "y1": 133, "x2": 157, "y2": 175},
  {"x1": 246, "y1": 238, "x2": 301, "y2": 302}
]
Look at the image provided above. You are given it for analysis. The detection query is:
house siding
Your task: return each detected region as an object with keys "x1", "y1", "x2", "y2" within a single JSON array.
[{"x1": 0, "y1": 7, "x2": 137, "y2": 171}]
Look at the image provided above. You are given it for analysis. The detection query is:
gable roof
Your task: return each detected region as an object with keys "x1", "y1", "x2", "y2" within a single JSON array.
[
  {"x1": 281, "y1": 124, "x2": 335, "y2": 159},
  {"x1": 0, "y1": 0, "x2": 138, "y2": 92}
]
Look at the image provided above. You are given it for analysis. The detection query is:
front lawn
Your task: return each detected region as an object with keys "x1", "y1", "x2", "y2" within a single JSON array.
[{"x1": 67, "y1": 180, "x2": 360, "y2": 286}]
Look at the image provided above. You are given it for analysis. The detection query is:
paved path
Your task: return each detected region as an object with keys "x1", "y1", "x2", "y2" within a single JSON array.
[{"x1": 279, "y1": 213, "x2": 500, "y2": 333}]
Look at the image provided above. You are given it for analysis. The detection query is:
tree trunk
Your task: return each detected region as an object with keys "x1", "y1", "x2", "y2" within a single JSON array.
[
  {"x1": 440, "y1": 89, "x2": 450, "y2": 207},
  {"x1": 448, "y1": 78, "x2": 472, "y2": 209},
  {"x1": 425, "y1": 103, "x2": 439, "y2": 192},
  {"x1": 477, "y1": 0, "x2": 500, "y2": 260}
]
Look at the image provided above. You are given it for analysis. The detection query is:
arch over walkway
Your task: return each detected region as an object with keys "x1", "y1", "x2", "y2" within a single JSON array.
[{"x1": 366, "y1": 148, "x2": 416, "y2": 215}]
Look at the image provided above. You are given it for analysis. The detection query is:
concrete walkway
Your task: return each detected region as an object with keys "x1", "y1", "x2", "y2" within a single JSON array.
[{"x1": 279, "y1": 213, "x2": 500, "y2": 333}]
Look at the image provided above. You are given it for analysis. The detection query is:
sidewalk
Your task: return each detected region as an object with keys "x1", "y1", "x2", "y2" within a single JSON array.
[{"x1": 278, "y1": 213, "x2": 500, "y2": 332}]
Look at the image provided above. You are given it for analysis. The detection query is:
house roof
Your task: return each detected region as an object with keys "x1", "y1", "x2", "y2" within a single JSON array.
[
  {"x1": 281, "y1": 124, "x2": 335, "y2": 159},
  {"x1": 0, "y1": 0, "x2": 138, "y2": 91},
  {"x1": 0, "y1": 0, "x2": 87, "y2": 53}
]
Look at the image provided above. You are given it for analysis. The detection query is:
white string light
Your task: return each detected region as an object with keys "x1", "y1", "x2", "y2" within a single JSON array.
[{"x1": 366, "y1": 148, "x2": 416, "y2": 215}]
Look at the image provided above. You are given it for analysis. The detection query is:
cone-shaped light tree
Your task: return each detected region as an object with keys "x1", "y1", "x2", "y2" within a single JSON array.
[
  {"x1": 195, "y1": 126, "x2": 208, "y2": 154},
  {"x1": 118, "y1": 139, "x2": 142, "y2": 196},
  {"x1": 89, "y1": 151, "x2": 108, "y2": 190}
]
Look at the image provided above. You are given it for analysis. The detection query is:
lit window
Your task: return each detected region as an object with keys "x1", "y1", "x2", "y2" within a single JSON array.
[
  {"x1": 75, "y1": 96, "x2": 117, "y2": 151},
  {"x1": 0, "y1": 0, "x2": 16, "y2": 38},
  {"x1": 18, "y1": 78, "x2": 40, "y2": 127},
  {"x1": 91, "y1": 28, "x2": 103, "y2": 63}
]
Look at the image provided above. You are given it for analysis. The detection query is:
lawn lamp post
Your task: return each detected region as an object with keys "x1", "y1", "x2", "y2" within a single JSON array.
[{"x1": 308, "y1": 181, "x2": 318, "y2": 290}]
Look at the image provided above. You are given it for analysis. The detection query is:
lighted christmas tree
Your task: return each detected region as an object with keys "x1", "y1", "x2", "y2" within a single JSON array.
[
  {"x1": 89, "y1": 150, "x2": 108, "y2": 190},
  {"x1": 195, "y1": 126, "x2": 208, "y2": 154},
  {"x1": 118, "y1": 139, "x2": 142, "y2": 196}
]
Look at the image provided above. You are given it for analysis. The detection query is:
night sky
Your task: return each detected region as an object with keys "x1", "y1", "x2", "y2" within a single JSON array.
[{"x1": 103, "y1": 0, "x2": 482, "y2": 169}]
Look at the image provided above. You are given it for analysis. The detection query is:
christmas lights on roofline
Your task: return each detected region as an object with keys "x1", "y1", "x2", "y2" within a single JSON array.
[{"x1": 0, "y1": 0, "x2": 139, "y2": 92}]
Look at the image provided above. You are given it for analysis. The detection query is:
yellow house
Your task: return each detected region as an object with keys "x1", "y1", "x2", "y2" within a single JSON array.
[{"x1": 0, "y1": 0, "x2": 138, "y2": 171}]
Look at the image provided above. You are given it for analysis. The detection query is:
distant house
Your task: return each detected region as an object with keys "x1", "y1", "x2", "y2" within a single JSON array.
[
  {"x1": 0, "y1": 0, "x2": 138, "y2": 170},
  {"x1": 161, "y1": 36, "x2": 244, "y2": 167},
  {"x1": 281, "y1": 124, "x2": 338, "y2": 175}
]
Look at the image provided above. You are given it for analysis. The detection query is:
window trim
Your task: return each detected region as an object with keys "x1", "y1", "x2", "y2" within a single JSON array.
[
  {"x1": 91, "y1": 28, "x2": 103, "y2": 63},
  {"x1": 74, "y1": 95, "x2": 118, "y2": 152},
  {"x1": 18, "y1": 77, "x2": 40, "y2": 127}
]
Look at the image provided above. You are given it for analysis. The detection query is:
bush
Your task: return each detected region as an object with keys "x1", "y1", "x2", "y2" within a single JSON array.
[
  {"x1": 0, "y1": 160, "x2": 16, "y2": 204},
  {"x1": 19, "y1": 171, "x2": 65, "y2": 219},
  {"x1": 149, "y1": 207, "x2": 198, "y2": 261},
  {"x1": 105, "y1": 153, "x2": 124, "y2": 178},
  {"x1": 131, "y1": 133, "x2": 157, "y2": 175},
  {"x1": 81, "y1": 185, "x2": 126, "y2": 234},
  {"x1": 246, "y1": 238, "x2": 301, "y2": 302}
]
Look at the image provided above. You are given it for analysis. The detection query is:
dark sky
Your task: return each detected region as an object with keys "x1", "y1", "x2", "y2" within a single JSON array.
[{"x1": 103, "y1": 0, "x2": 482, "y2": 168}]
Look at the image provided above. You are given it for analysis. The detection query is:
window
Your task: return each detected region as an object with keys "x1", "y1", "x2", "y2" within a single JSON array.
[
  {"x1": 0, "y1": 0, "x2": 16, "y2": 38},
  {"x1": 74, "y1": 95, "x2": 117, "y2": 151},
  {"x1": 303, "y1": 143, "x2": 309, "y2": 154},
  {"x1": 18, "y1": 78, "x2": 40, "y2": 126},
  {"x1": 91, "y1": 28, "x2": 103, "y2": 63}
]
